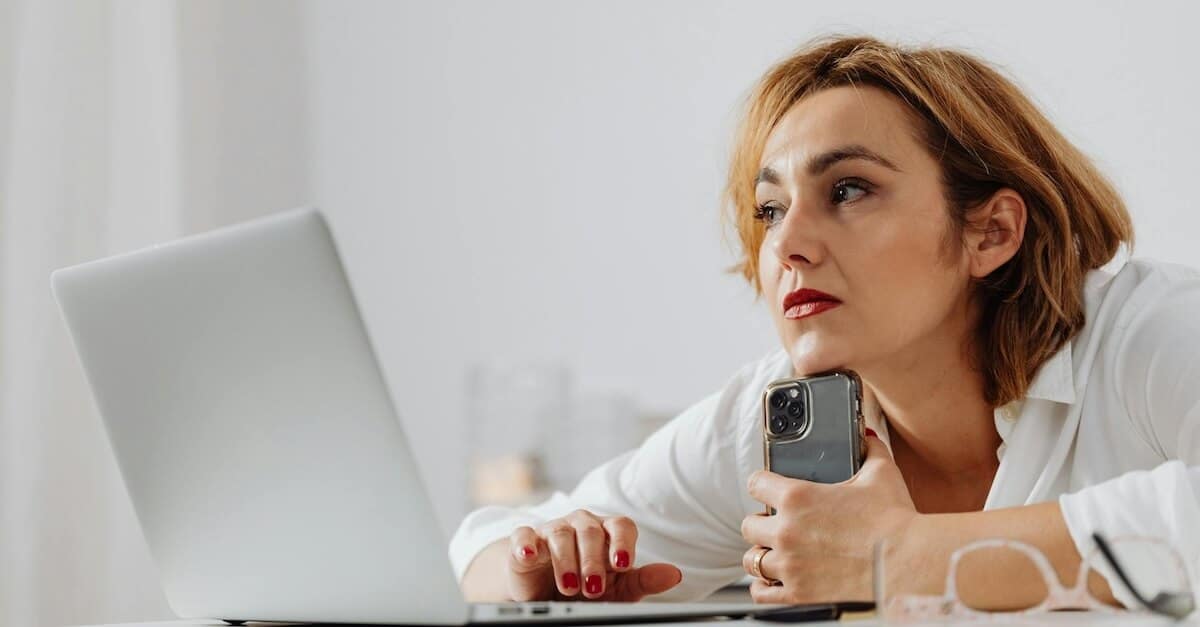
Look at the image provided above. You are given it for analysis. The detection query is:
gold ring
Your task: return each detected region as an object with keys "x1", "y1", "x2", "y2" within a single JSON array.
[{"x1": 751, "y1": 546, "x2": 781, "y2": 586}]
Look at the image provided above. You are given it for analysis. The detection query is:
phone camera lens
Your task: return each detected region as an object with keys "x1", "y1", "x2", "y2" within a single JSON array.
[
  {"x1": 769, "y1": 391, "x2": 788, "y2": 410},
  {"x1": 786, "y1": 400, "x2": 803, "y2": 417},
  {"x1": 769, "y1": 415, "x2": 788, "y2": 434}
]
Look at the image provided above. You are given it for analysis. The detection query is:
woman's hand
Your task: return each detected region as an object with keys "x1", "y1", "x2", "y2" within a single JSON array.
[
  {"x1": 506, "y1": 509, "x2": 683, "y2": 602},
  {"x1": 740, "y1": 432, "x2": 919, "y2": 603}
]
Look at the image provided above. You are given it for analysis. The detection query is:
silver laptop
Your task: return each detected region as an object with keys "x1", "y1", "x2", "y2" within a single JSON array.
[{"x1": 51, "y1": 208, "x2": 792, "y2": 625}]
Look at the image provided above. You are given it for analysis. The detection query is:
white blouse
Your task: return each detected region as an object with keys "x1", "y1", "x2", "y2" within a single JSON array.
[{"x1": 448, "y1": 258, "x2": 1200, "y2": 606}]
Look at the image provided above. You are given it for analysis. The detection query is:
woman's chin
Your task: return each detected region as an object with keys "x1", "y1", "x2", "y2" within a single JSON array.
[{"x1": 785, "y1": 342, "x2": 848, "y2": 377}]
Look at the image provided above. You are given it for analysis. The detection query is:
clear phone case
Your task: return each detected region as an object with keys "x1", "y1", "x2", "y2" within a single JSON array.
[{"x1": 762, "y1": 371, "x2": 866, "y2": 501}]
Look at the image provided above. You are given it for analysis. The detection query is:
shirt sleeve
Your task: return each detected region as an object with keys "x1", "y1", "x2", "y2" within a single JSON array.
[
  {"x1": 1058, "y1": 273, "x2": 1200, "y2": 608},
  {"x1": 447, "y1": 352, "x2": 779, "y2": 601}
]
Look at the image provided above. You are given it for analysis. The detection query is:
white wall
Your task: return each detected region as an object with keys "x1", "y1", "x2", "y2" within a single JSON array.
[{"x1": 303, "y1": 0, "x2": 1200, "y2": 533}]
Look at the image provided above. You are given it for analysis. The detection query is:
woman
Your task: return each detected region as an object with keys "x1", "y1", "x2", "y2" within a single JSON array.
[{"x1": 451, "y1": 35, "x2": 1200, "y2": 610}]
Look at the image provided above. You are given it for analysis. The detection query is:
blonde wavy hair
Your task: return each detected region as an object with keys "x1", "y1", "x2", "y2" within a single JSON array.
[{"x1": 723, "y1": 35, "x2": 1134, "y2": 407}]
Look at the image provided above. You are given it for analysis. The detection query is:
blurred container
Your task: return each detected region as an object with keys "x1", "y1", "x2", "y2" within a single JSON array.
[
  {"x1": 465, "y1": 362, "x2": 570, "y2": 507},
  {"x1": 542, "y1": 391, "x2": 646, "y2": 492},
  {"x1": 465, "y1": 362, "x2": 680, "y2": 508}
]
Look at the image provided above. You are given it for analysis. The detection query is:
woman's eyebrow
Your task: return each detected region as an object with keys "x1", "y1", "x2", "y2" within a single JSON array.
[{"x1": 756, "y1": 144, "x2": 902, "y2": 185}]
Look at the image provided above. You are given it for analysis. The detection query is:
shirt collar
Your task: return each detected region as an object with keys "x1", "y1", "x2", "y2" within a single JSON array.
[
  {"x1": 993, "y1": 339, "x2": 1076, "y2": 455},
  {"x1": 1022, "y1": 339, "x2": 1076, "y2": 404}
]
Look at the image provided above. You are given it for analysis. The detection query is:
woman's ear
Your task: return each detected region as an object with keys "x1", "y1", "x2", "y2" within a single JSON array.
[{"x1": 964, "y1": 188, "x2": 1027, "y2": 278}]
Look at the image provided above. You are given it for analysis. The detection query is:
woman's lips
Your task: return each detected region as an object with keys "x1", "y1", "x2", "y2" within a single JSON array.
[
  {"x1": 784, "y1": 299, "x2": 841, "y2": 320},
  {"x1": 782, "y1": 287, "x2": 842, "y2": 320}
]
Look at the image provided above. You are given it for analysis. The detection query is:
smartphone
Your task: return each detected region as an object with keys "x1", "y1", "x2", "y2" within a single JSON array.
[{"x1": 761, "y1": 370, "x2": 866, "y2": 496}]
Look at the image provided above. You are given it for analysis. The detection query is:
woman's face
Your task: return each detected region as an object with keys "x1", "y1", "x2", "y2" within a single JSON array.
[{"x1": 756, "y1": 85, "x2": 975, "y2": 377}]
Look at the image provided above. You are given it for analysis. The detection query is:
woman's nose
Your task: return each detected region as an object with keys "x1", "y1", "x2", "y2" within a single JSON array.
[{"x1": 770, "y1": 201, "x2": 824, "y2": 270}]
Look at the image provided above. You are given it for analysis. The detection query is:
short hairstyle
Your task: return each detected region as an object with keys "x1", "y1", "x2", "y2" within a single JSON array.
[{"x1": 723, "y1": 35, "x2": 1134, "y2": 407}]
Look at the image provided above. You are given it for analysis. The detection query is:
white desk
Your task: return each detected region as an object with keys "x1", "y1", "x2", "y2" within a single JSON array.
[
  {"x1": 72, "y1": 605, "x2": 849, "y2": 627},
  {"x1": 74, "y1": 613, "x2": 1197, "y2": 627}
]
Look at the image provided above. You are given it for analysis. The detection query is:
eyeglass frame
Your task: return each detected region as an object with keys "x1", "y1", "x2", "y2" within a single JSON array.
[{"x1": 873, "y1": 533, "x2": 1194, "y2": 622}]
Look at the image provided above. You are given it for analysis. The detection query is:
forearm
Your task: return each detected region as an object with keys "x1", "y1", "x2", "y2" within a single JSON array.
[
  {"x1": 460, "y1": 539, "x2": 513, "y2": 602},
  {"x1": 885, "y1": 501, "x2": 1116, "y2": 610}
]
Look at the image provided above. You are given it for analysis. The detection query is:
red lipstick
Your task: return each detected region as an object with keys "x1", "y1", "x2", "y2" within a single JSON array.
[{"x1": 782, "y1": 288, "x2": 842, "y2": 320}]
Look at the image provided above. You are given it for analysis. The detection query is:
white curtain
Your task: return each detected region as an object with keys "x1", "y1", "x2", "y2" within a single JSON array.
[{"x1": 0, "y1": 1, "x2": 310, "y2": 624}]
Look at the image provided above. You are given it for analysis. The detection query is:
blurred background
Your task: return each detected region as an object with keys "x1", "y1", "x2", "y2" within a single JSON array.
[{"x1": 1, "y1": 0, "x2": 1198, "y2": 625}]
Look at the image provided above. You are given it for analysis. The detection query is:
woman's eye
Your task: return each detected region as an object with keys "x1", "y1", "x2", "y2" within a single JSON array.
[
  {"x1": 753, "y1": 203, "x2": 785, "y2": 228},
  {"x1": 831, "y1": 179, "x2": 870, "y2": 205}
]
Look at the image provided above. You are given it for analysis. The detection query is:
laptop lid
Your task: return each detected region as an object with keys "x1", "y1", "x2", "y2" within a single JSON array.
[{"x1": 52, "y1": 208, "x2": 470, "y2": 624}]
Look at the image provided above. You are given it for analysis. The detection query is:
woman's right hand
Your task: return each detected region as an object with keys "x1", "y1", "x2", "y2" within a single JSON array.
[{"x1": 506, "y1": 509, "x2": 683, "y2": 601}]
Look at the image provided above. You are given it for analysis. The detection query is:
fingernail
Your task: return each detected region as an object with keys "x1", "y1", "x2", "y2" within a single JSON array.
[
  {"x1": 585, "y1": 574, "x2": 602, "y2": 595},
  {"x1": 519, "y1": 545, "x2": 535, "y2": 559},
  {"x1": 614, "y1": 550, "x2": 630, "y2": 569},
  {"x1": 562, "y1": 572, "x2": 579, "y2": 590},
  {"x1": 865, "y1": 427, "x2": 878, "y2": 438}
]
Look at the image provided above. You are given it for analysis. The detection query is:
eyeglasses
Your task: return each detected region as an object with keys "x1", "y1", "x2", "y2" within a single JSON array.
[{"x1": 873, "y1": 532, "x2": 1195, "y2": 623}]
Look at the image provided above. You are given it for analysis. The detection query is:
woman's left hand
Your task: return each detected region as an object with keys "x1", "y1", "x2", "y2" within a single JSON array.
[{"x1": 740, "y1": 431, "x2": 919, "y2": 603}]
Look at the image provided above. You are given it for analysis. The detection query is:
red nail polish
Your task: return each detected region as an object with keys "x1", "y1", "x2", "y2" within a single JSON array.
[
  {"x1": 585, "y1": 574, "x2": 602, "y2": 595},
  {"x1": 520, "y1": 545, "x2": 535, "y2": 559},
  {"x1": 562, "y1": 572, "x2": 579, "y2": 590},
  {"x1": 615, "y1": 550, "x2": 630, "y2": 569},
  {"x1": 865, "y1": 427, "x2": 878, "y2": 438}
]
